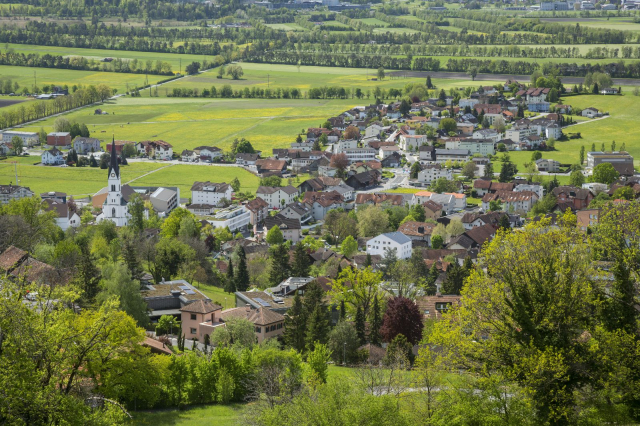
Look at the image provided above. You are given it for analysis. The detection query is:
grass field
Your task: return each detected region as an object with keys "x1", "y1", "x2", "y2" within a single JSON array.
[
  {"x1": 131, "y1": 404, "x2": 246, "y2": 426},
  {"x1": 16, "y1": 96, "x2": 355, "y2": 154},
  {"x1": 0, "y1": 160, "x2": 264, "y2": 198},
  {"x1": 0, "y1": 64, "x2": 151, "y2": 93}
]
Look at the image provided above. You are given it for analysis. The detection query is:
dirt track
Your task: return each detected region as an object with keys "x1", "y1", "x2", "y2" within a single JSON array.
[{"x1": 388, "y1": 70, "x2": 640, "y2": 86}]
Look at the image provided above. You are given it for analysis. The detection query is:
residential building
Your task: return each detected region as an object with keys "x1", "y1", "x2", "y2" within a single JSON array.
[
  {"x1": 302, "y1": 191, "x2": 345, "y2": 220},
  {"x1": 246, "y1": 197, "x2": 270, "y2": 226},
  {"x1": 73, "y1": 137, "x2": 100, "y2": 154},
  {"x1": 422, "y1": 200, "x2": 443, "y2": 220},
  {"x1": 416, "y1": 294, "x2": 462, "y2": 320},
  {"x1": 419, "y1": 145, "x2": 436, "y2": 162},
  {"x1": 236, "y1": 153, "x2": 260, "y2": 165},
  {"x1": 191, "y1": 182, "x2": 233, "y2": 207},
  {"x1": 474, "y1": 104, "x2": 502, "y2": 115},
  {"x1": 535, "y1": 158, "x2": 561, "y2": 173},
  {"x1": 545, "y1": 123, "x2": 562, "y2": 139},
  {"x1": 255, "y1": 159, "x2": 287, "y2": 175},
  {"x1": 381, "y1": 152, "x2": 402, "y2": 168},
  {"x1": 434, "y1": 149, "x2": 470, "y2": 164},
  {"x1": 297, "y1": 176, "x2": 342, "y2": 193},
  {"x1": 552, "y1": 186, "x2": 594, "y2": 210},
  {"x1": 367, "y1": 232, "x2": 412, "y2": 259},
  {"x1": 43, "y1": 199, "x2": 80, "y2": 231},
  {"x1": 417, "y1": 164, "x2": 453, "y2": 185},
  {"x1": 263, "y1": 214, "x2": 302, "y2": 243},
  {"x1": 180, "y1": 300, "x2": 224, "y2": 342},
  {"x1": 343, "y1": 147, "x2": 376, "y2": 163},
  {"x1": 472, "y1": 129, "x2": 501, "y2": 144},
  {"x1": 194, "y1": 146, "x2": 223, "y2": 161},
  {"x1": 333, "y1": 139, "x2": 357, "y2": 154},
  {"x1": 412, "y1": 191, "x2": 457, "y2": 214},
  {"x1": 220, "y1": 306, "x2": 285, "y2": 344},
  {"x1": 541, "y1": 1, "x2": 570, "y2": 10},
  {"x1": 41, "y1": 191, "x2": 67, "y2": 204},
  {"x1": 482, "y1": 190, "x2": 539, "y2": 213},
  {"x1": 234, "y1": 291, "x2": 289, "y2": 315},
  {"x1": 256, "y1": 185, "x2": 298, "y2": 209},
  {"x1": 516, "y1": 87, "x2": 550, "y2": 103},
  {"x1": 41, "y1": 148, "x2": 65, "y2": 165},
  {"x1": 582, "y1": 107, "x2": 601, "y2": 118},
  {"x1": 290, "y1": 142, "x2": 313, "y2": 151},
  {"x1": 446, "y1": 139, "x2": 495, "y2": 156},
  {"x1": 207, "y1": 205, "x2": 251, "y2": 232},
  {"x1": 514, "y1": 183, "x2": 544, "y2": 199},
  {"x1": 345, "y1": 170, "x2": 381, "y2": 190},
  {"x1": 459, "y1": 98, "x2": 479, "y2": 109},
  {"x1": 46, "y1": 132, "x2": 71, "y2": 148},
  {"x1": 355, "y1": 193, "x2": 405, "y2": 208},
  {"x1": 448, "y1": 223, "x2": 497, "y2": 250},
  {"x1": 2, "y1": 131, "x2": 39, "y2": 147},
  {"x1": 181, "y1": 149, "x2": 198, "y2": 162},
  {"x1": 106, "y1": 140, "x2": 135, "y2": 154},
  {"x1": 325, "y1": 182, "x2": 356, "y2": 202},
  {"x1": 379, "y1": 145, "x2": 400, "y2": 159},
  {"x1": 137, "y1": 140, "x2": 173, "y2": 160},
  {"x1": 398, "y1": 221, "x2": 436, "y2": 245},
  {"x1": 399, "y1": 134, "x2": 427, "y2": 151},
  {"x1": 576, "y1": 209, "x2": 600, "y2": 232},
  {"x1": 280, "y1": 201, "x2": 313, "y2": 223},
  {"x1": 150, "y1": 187, "x2": 179, "y2": 215}
]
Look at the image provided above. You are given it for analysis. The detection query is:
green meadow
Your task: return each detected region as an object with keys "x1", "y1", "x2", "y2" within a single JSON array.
[{"x1": 0, "y1": 64, "x2": 150, "y2": 93}]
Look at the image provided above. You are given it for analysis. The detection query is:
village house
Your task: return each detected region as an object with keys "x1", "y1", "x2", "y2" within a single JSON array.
[
  {"x1": 106, "y1": 140, "x2": 135, "y2": 154},
  {"x1": 181, "y1": 149, "x2": 198, "y2": 162},
  {"x1": 381, "y1": 152, "x2": 402, "y2": 168},
  {"x1": 422, "y1": 200, "x2": 443, "y2": 220},
  {"x1": 582, "y1": 107, "x2": 602, "y2": 119},
  {"x1": 482, "y1": 190, "x2": 539, "y2": 214},
  {"x1": 379, "y1": 145, "x2": 400, "y2": 159},
  {"x1": 355, "y1": 193, "x2": 405, "y2": 209},
  {"x1": 256, "y1": 185, "x2": 298, "y2": 209},
  {"x1": 417, "y1": 164, "x2": 453, "y2": 186},
  {"x1": 398, "y1": 221, "x2": 436, "y2": 246},
  {"x1": 345, "y1": 170, "x2": 381, "y2": 190},
  {"x1": 41, "y1": 148, "x2": 65, "y2": 165},
  {"x1": 206, "y1": 205, "x2": 251, "y2": 232},
  {"x1": 1, "y1": 131, "x2": 39, "y2": 147},
  {"x1": 191, "y1": 182, "x2": 233, "y2": 207},
  {"x1": 236, "y1": 153, "x2": 260, "y2": 166},
  {"x1": 448, "y1": 223, "x2": 497, "y2": 250},
  {"x1": 255, "y1": 159, "x2": 287, "y2": 176},
  {"x1": 137, "y1": 140, "x2": 173, "y2": 160},
  {"x1": 43, "y1": 199, "x2": 81, "y2": 231},
  {"x1": 366, "y1": 232, "x2": 412, "y2": 259},
  {"x1": 220, "y1": 305, "x2": 285, "y2": 344},
  {"x1": 180, "y1": 300, "x2": 224, "y2": 342},
  {"x1": 416, "y1": 294, "x2": 462, "y2": 320},
  {"x1": 552, "y1": 186, "x2": 594, "y2": 210},
  {"x1": 46, "y1": 132, "x2": 71, "y2": 148},
  {"x1": 280, "y1": 201, "x2": 313, "y2": 224},
  {"x1": 194, "y1": 146, "x2": 223, "y2": 162},
  {"x1": 302, "y1": 191, "x2": 345, "y2": 220},
  {"x1": 576, "y1": 209, "x2": 600, "y2": 232},
  {"x1": 472, "y1": 129, "x2": 501, "y2": 144},
  {"x1": 398, "y1": 134, "x2": 427, "y2": 151},
  {"x1": 72, "y1": 137, "x2": 100, "y2": 154},
  {"x1": 535, "y1": 158, "x2": 561, "y2": 173},
  {"x1": 263, "y1": 214, "x2": 302, "y2": 243},
  {"x1": 245, "y1": 197, "x2": 269, "y2": 227},
  {"x1": 141, "y1": 279, "x2": 211, "y2": 323}
]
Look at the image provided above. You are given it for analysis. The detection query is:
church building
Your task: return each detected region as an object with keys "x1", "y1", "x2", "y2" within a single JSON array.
[{"x1": 98, "y1": 140, "x2": 130, "y2": 226}]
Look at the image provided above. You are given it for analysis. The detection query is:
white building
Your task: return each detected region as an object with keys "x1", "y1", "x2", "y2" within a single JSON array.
[
  {"x1": 41, "y1": 148, "x2": 65, "y2": 165},
  {"x1": 445, "y1": 139, "x2": 495, "y2": 156},
  {"x1": 514, "y1": 183, "x2": 544, "y2": 199},
  {"x1": 545, "y1": 123, "x2": 562, "y2": 140},
  {"x1": 366, "y1": 232, "x2": 412, "y2": 259},
  {"x1": 206, "y1": 205, "x2": 251, "y2": 232},
  {"x1": 0, "y1": 184, "x2": 34, "y2": 205},
  {"x1": 191, "y1": 181, "x2": 233, "y2": 207},
  {"x1": 434, "y1": 149, "x2": 470, "y2": 164},
  {"x1": 256, "y1": 185, "x2": 298, "y2": 209},
  {"x1": 99, "y1": 143, "x2": 130, "y2": 227},
  {"x1": 344, "y1": 148, "x2": 377, "y2": 163},
  {"x1": 472, "y1": 129, "x2": 501, "y2": 143},
  {"x1": 333, "y1": 139, "x2": 357, "y2": 154},
  {"x1": 399, "y1": 134, "x2": 427, "y2": 151},
  {"x1": 379, "y1": 145, "x2": 400, "y2": 159},
  {"x1": 2, "y1": 131, "x2": 39, "y2": 147},
  {"x1": 417, "y1": 165, "x2": 453, "y2": 185},
  {"x1": 459, "y1": 98, "x2": 480, "y2": 109},
  {"x1": 44, "y1": 199, "x2": 81, "y2": 231},
  {"x1": 195, "y1": 146, "x2": 223, "y2": 161}
]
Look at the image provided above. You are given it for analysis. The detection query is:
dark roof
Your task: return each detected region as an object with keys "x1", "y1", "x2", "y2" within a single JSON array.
[
  {"x1": 552, "y1": 186, "x2": 592, "y2": 200},
  {"x1": 465, "y1": 223, "x2": 496, "y2": 246},
  {"x1": 191, "y1": 181, "x2": 230, "y2": 192},
  {"x1": 264, "y1": 214, "x2": 301, "y2": 231},
  {"x1": 398, "y1": 221, "x2": 436, "y2": 237},
  {"x1": 108, "y1": 137, "x2": 119, "y2": 178},
  {"x1": 245, "y1": 197, "x2": 268, "y2": 212},
  {"x1": 0, "y1": 246, "x2": 28, "y2": 271}
]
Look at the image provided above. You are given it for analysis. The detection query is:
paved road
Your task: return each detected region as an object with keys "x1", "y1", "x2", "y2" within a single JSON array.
[{"x1": 389, "y1": 70, "x2": 640, "y2": 86}]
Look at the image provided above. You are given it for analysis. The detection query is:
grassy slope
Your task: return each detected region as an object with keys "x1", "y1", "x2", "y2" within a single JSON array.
[{"x1": 131, "y1": 404, "x2": 246, "y2": 426}]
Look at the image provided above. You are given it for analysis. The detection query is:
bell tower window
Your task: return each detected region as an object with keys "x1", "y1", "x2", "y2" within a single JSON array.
[
  {"x1": 111, "y1": 185, "x2": 115, "y2": 191},
  {"x1": 112, "y1": 208, "x2": 116, "y2": 217}
]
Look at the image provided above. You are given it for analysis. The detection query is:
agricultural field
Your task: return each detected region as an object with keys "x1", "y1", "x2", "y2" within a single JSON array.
[
  {"x1": 0, "y1": 64, "x2": 150, "y2": 93},
  {"x1": 264, "y1": 22, "x2": 307, "y2": 31},
  {"x1": 540, "y1": 17, "x2": 640, "y2": 32},
  {"x1": 157, "y1": 63, "x2": 503, "y2": 93},
  {"x1": 131, "y1": 403, "x2": 246, "y2": 426},
  {"x1": 16, "y1": 96, "x2": 355, "y2": 154},
  {"x1": 2, "y1": 43, "x2": 211, "y2": 72}
]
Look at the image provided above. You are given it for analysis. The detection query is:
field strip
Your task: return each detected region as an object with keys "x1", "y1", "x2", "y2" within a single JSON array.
[
  {"x1": 218, "y1": 116, "x2": 276, "y2": 143},
  {"x1": 124, "y1": 164, "x2": 175, "y2": 185},
  {"x1": 564, "y1": 115, "x2": 611, "y2": 128},
  {"x1": 77, "y1": 114, "x2": 326, "y2": 126}
]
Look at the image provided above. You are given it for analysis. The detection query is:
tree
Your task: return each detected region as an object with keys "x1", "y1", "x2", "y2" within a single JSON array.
[
  {"x1": 185, "y1": 61, "x2": 200, "y2": 75},
  {"x1": 569, "y1": 169, "x2": 585, "y2": 187},
  {"x1": 161, "y1": 208, "x2": 200, "y2": 239},
  {"x1": 324, "y1": 210, "x2": 357, "y2": 244},
  {"x1": 467, "y1": 66, "x2": 478, "y2": 81},
  {"x1": 377, "y1": 67, "x2": 385, "y2": 81},
  {"x1": 355, "y1": 306, "x2": 366, "y2": 344},
  {"x1": 127, "y1": 193, "x2": 145, "y2": 232},
  {"x1": 10, "y1": 136, "x2": 23, "y2": 155},
  {"x1": 330, "y1": 152, "x2": 349, "y2": 178},
  {"x1": 260, "y1": 175, "x2": 282, "y2": 188},
  {"x1": 612, "y1": 186, "x2": 634, "y2": 201},
  {"x1": 330, "y1": 267, "x2": 383, "y2": 318},
  {"x1": 291, "y1": 243, "x2": 310, "y2": 277},
  {"x1": 446, "y1": 219, "x2": 464, "y2": 237},
  {"x1": 212, "y1": 317, "x2": 256, "y2": 349},
  {"x1": 369, "y1": 294, "x2": 382, "y2": 346},
  {"x1": 341, "y1": 235, "x2": 358, "y2": 258},
  {"x1": 499, "y1": 156, "x2": 518, "y2": 183},
  {"x1": 579, "y1": 145, "x2": 585, "y2": 164},
  {"x1": 307, "y1": 343, "x2": 331, "y2": 384},
  {"x1": 498, "y1": 213, "x2": 511, "y2": 231},
  {"x1": 235, "y1": 246, "x2": 250, "y2": 291},
  {"x1": 328, "y1": 321, "x2": 360, "y2": 365},
  {"x1": 531, "y1": 151, "x2": 542, "y2": 161},
  {"x1": 461, "y1": 161, "x2": 478, "y2": 180},
  {"x1": 380, "y1": 296, "x2": 424, "y2": 345},
  {"x1": 489, "y1": 199, "x2": 502, "y2": 212},
  {"x1": 483, "y1": 162, "x2": 494, "y2": 179},
  {"x1": 592, "y1": 82, "x2": 599, "y2": 94},
  {"x1": 439, "y1": 118, "x2": 457, "y2": 133},
  {"x1": 591, "y1": 162, "x2": 619, "y2": 185},
  {"x1": 399, "y1": 99, "x2": 411, "y2": 116},
  {"x1": 431, "y1": 234, "x2": 443, "y2": 249},
  {"x1": 97, "y1": 262, "x2": 149, "y2": 327},
  {"x1": 224, "y1": 259, "x2": 236, "y2": 293},
  {"x1": 429, "y1": 177, "x2": 458, "y2": 193},
  {"x1": 305, "y1": 302, "x2": 330, "y2": 353},
  {"x1": 122, "y1": 234, "x2": 143, "y2": 280},
  {"x1": 284, "y1": 291, "x2": 306, "y2": 352},
  {"x1": 357, "y1": 205, "x2": 389, "y2": 237},
  {"x1": 156, "y1": 314, "x2": 180, "y2": 336},
  {"x1": 226, "y1": 64, "x2": 244, "y2": 80},
  {"x1": 230, "y1": 177, "x2": 241, "y2": 192},
  {"x1": 344, "y1": 125, "x2": 360, "y2": 140},
  {"x1": 266, "y1": 225, "x2": 284, "y2": 245},
  {"x1": 426, "y1": 75, "x2": 434, "y2": 89},
  {"x1": 410, "y1": 161, "x2": 421, "y2": 179},
  {"x1": 268, "y1": 244, "x2": 290, "y2": 286}
]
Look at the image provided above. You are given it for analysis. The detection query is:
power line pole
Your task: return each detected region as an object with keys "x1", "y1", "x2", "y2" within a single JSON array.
[{"x1": 267, "y1": 74, "x2": 270, "y2": 89}]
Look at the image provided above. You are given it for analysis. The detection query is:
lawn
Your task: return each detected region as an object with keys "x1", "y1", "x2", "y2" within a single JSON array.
[
  {"x1": 0, "y1": 161, "x2": 166, "y2": 196},
  {"x1": 17, "y1": 96, "x2": 356, "y2": 154},
  {"x1": 131, "y1": 403, "x2": 246, "y2": 426},
  {"x1": 0, "y1": 64, "x2": 152, "y2": 93}
]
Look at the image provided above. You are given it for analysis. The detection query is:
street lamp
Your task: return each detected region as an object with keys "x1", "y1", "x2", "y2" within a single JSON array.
[{"x1": 343, "y1": 342, "x2": 346, "y2": 366}]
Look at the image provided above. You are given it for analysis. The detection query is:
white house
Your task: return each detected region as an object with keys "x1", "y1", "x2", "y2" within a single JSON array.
[
  {"x1": 41, "y1": 148, "x2": 65, "y2": 165},
  {"x1": 459, "y1": 98, "x2": 480, "y2": 109},
  {"x1": 366, "y1": 232, "x2": 412, "y2": 259},
  {"x1": 445, "y1": 139, "x2": 495, "y2": 156},
  {"x1": 582, "y1": 107, "x2": 601, "y2": 119},
  {"x1": 545, "y1": 123, "x2": 562, "y2": 140},
  {"x1": 195, "y1": 146, "x2": 223, "y2": 161},
  {"x1": 417, "y1": 164, "x2": 453, "y2": 185},
  {"x1": 325, "y1": 182, "x2": 355, "y2": 202},
  {"x1": 399, "y1": 134, "x2": 427, "y2": 151},
  {"x1": 514, "y1": 183, "x2": 544, "y2": 199},
  {"x1": 256, "y1": 185, "x2": 298, "y2": 209},
  {"x1": 472, "y1": 129, "x2": 501, "y2": 143},
  {"x1": 379, "y1": 145, "x2": 400, "y2": 159},
  {"x1": 412, "y1": 191, "x2": 457, "y2": 215},
  {"x1": 191, "y1": 181, "x2": 233, "y2": 207},
  {"x1": 333, "y1": 139, "x2": 357, "y2": 154},
  {"x1": 2, "y1": 131, "x2": 39, "y2": 147},
  {"x1": 181, "y1": 150, "x2": 198, "y2": 162},
  {"x1": 344, "y1": 148, "x2": 377, "y2": 163},
  {"x1": 44, "y1": 199, "x2": 81, "y2": 231},
  {"x1": 205, "y1": 205, "x2": 251, "y2": 232}
]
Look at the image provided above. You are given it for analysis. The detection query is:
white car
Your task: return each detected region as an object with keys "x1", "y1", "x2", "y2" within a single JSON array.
[{"x1": 26, "y1": 292, "x2": 38, "y2": 301}]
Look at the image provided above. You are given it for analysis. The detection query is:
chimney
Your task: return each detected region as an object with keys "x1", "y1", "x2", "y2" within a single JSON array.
[
  {"x1": 170, "y1": 290, "x2": 181, "y2": 297},
  {"x1": 245, "y1": 303, "x2": 251, "y2": 313}
]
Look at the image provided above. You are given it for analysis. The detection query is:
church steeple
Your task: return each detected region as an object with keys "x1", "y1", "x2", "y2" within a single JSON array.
[{"x1": 108, "y1": 137, "x2": 120, "y2": 178}]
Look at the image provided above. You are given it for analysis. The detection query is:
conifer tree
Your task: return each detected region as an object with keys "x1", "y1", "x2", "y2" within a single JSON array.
[
  {"x1": 339, "y1": 300, "x2": 346, "y2": 321},
  {"x1": 425, "y1": 263, "x2": 439, "y2": 296},
  {"x1": 305, "y1": 305, "x2": 329, "y2": 353},
  {"x1": 284, "y1": 291, "x2": 306, "y2": 352},
  {"x1": 234, "y1": 246, "x2": 249, "y2": 291},
  {"x1": 291, "y1": 243, "x2": 310, "y2": 277},
  {"x1": 364, "y1": 253, "x2": 372, "y2": 268},
  {"x1": 355, "y1": 306, "x2": 366, "y2": 344},
  {"x1": 369, "y1": 294, "x2": 382, "y2": 346},
  {"x1": 122, "y1": 236, "x2": 143, "y2": 280},
  {"x1": 268, "y1": 244, "x2": 290, "y2": 286},
  {"x1": 224, "y1": 260, "x2": 236, "y2": 293}
]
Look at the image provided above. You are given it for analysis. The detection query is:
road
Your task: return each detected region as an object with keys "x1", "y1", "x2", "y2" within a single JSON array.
[{"x1": 388, "y1": 70, "x2": 640, "y2": 86}]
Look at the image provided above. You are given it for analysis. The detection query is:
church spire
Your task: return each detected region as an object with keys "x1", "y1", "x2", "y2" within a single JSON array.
[{"x1": 108, "y1": 136, "x2": 120, "y2": 178}]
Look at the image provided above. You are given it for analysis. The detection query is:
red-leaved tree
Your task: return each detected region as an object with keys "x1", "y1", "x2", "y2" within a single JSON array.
[{"x1": 380, "y1": 296, "x2": 424, "y2": 345}]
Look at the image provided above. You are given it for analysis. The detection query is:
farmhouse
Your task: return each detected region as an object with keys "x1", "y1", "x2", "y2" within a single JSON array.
[{"x1": 41, "y1": 148, "x2": 65, "y2": 165}]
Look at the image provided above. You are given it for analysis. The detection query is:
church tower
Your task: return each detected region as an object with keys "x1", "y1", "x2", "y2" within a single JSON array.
[{"x1": 102, "y1": 138, "x2": 129, "y2": 226}]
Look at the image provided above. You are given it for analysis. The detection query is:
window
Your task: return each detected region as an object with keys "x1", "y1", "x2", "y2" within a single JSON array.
[
  {"x1": 435, "y1": 302, "x2": 451, "y2": 312},
  {"x1": 255, "y1": 326, "x2": 262, "y2": 333},
  {"x1": 112, "y1": 208, "x2": 116, "y2": 218},
  {"x1": 190, "y1": 328, "x2": 197, "y2": 334},
  {"x1": 190, "y1": 314, "x2": 197, "y2": 320},
  {"x1": 111, "y1": 185, "x2": 115, "y2": 192},
  {"x1": 424, "y1": 310, "x2": 430, "y2": 315}
]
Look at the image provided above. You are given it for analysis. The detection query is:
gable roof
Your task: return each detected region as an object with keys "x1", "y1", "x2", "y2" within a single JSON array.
[
  {"x1": 376, "y1": 231, "x2": 412, "y2": 245},
  {"x1": 398, "y1": 221, "x2": 436, "y2": 237},
  {"x1": 0, "y1": 246, "x2": 28, "y2": 271},
  {"x1": 180, "y1": 300, "x2": 222, "y2": 314},
  {"x1": 264, "y1": 214, "x2": 301, "y2": 231}
]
